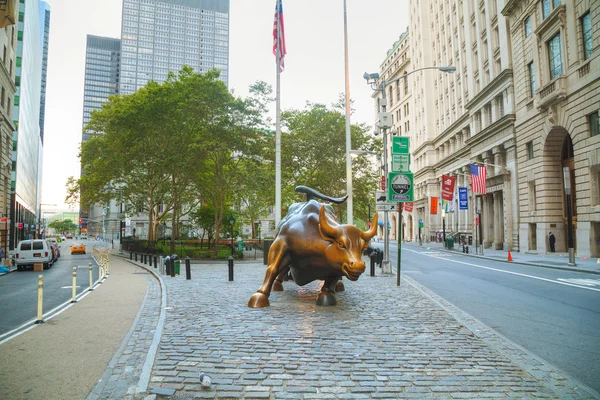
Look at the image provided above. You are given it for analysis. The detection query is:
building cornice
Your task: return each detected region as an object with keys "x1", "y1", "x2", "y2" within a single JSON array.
[
  {"x1": 501, "y1": 0, "x2": 520, "y2": 18},
  {"x1": 465, "y1": 69, "x2": 513, "y2": 111},
  {"x1": 413, "y1": 139, "x2": 434, "y2": 156},
  {"x1": 464, "y1": 114, "x2": 516, "y2": 148},
  {"x1": 435, "y1": 112, "x2": 470, "y2": 145}
]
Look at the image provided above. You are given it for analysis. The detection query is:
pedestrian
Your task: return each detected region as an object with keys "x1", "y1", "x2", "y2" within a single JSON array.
[
  {"x1": 549, "y1": 231, "x2": 556, "y2": 252},
  {"x1": 0, "y1": 247, "x2": 4, "y2": 260}
]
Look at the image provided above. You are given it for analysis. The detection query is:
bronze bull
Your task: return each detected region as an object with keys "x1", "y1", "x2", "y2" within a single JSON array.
[{"x1": 248, "y1": 186, "x2": 378, "y2": 308}]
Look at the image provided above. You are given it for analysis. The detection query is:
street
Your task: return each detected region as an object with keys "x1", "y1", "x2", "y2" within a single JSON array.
[
  {"x1": 372, "y1": 241, "x2": 600, "y2": 394},
  {"x1": 0, "y1": 240, "x2": 107, "y2": 339}
]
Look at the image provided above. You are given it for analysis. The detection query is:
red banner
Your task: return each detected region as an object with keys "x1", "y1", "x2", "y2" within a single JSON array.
[
  {"x1": 381, "y1": 175, "x2": 386, "y2": 190},
  {"x1": 441, "y1": 174, "x2": 456, "y2": 201},
  {"x1": 430, "y1": 197, "x2": 438, "y2": 214},
  {"x1": 404, "y1": 202, "x2": 413, "y2": 212}
]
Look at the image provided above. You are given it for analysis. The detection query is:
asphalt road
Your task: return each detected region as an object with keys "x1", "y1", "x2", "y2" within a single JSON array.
[
  {"x1": 0, "y1": 239, "x2": 108, "y2": 337},
  {"x1": 372, "y1": 242, "x2": 600, "y2": 394}
]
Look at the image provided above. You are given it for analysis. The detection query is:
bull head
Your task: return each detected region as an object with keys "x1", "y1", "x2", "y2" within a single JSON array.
[{"x1": 318, "y1": 206, "x2": 378, "y2": 280}]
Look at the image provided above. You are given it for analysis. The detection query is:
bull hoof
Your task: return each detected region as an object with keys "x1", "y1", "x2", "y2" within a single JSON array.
[
  {"x1": 335, "y1": 281, "x2": 345, "y2": 292},
  {"x1": 316, "y1": 292, "x2": 337, "y2": 306},
  {"x1": 273, "y1": 280, "x2": 284, "y2": 292},
  {"x1": 248, "y1": 292, "x2": 270, "y2": 308}
]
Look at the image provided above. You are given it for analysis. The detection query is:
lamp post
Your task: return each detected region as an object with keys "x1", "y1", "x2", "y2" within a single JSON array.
[
  {"x1": 563, "y1": 167, "x2": 576, "y2": 266},
  {"x1": 350, "y1": 149, "x2": 380, "y2": 229},
  {"x1": 442, "y1": 207, "x2": 446, "y2": 248},
  {"x1": 364, "y1": 66, "x2": 456, "y2": 274},
  {"x1": 229, "y1": 215, "x2": 235, "y2": 257}
]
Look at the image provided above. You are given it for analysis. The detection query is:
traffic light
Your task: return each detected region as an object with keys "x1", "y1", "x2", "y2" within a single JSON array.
[{"x1": 79, "y1": 218, "x2": 82, "y2": 224}]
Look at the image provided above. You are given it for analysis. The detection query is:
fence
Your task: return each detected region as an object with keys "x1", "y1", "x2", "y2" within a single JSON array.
[{"x1": 121, "y1": 238, "x2": 266, "y2": 260}]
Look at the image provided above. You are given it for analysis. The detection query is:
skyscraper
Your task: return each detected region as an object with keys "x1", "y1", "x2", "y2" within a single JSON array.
[
  {"x1": 81, "y1": 35, "x2": 121, "y2": 143},
  {"x1": 119, "y1": 0, "x2": 230, "y2": 96},
  {"x1": 38, "y1": 1, "x2": 50, "y2": 143},
  {"x1": 11, "y1": 0, "x2": 44, "y2": 247}
]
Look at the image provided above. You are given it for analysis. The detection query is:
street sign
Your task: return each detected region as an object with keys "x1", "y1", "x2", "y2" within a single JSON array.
[
  {"x1": 392, "y1": 154, "x2": 410, "y2": 172},
  {"x1": 392, "y1": 137, "x2": 409, "y2": 154},
  {"x1": 376, "y1": 203, "x2": 397, "y2": 212},
  {"x1": 388, "y1": 171, "x2": 414, "y2": 202},
  {"x1": 17, "y1": 222, "x2": 23, "y2": 229},
  {"x1": 375, "y1": 190, "x2": 387, "y2": 204},
  {"x1": 418, "y1": 218, "x2": 424, "y2": 228},
  {"x1": 381, "y1": 175, "x2": 386, "y2": 190},
  {"x1": 0, "y1": 217, "x2": 6, "y2": 223}
]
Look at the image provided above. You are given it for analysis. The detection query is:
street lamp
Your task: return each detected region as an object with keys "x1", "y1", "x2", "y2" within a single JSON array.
[
  {"x1": 229, "y1": 215, "x2": 235, "y2": 257},
  {"x1": 364, "y1": 65, "x2": 456, "y2": 274},
  {"x1": 563, "y1": 167, "x2": 576, "y2": 266}
]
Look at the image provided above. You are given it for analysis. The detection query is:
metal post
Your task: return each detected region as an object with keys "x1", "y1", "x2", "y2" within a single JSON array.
[
  {"x1": 170, "y1": 258, "x2": 175, "y2": 277},
  {"x1": 185, "y1": 257, "x2": 191, "y2": 280},
  {"x1": 442, "y1": 209, "x2": 446, "y2": 248},
  {"x1": 88, "y1": 263, "x2": 93, "y2": 291},
  {"x1": 397, "y1": 210, "x2": 402, "y2": 286},
  {"x1": 154, "y1": 255, "x2": 157, "y2": 268},
  {"x1": 135, "y1": 252, "x2": 138, "y2": 262},
  {"x1": 228, "y1": 256, "x2": 234, "y2": 281},
  {"x1": 35, "y1": 275, "x2": 44, "y2": 324},
  {"x1": 370, "y1": 253, "x2": 375, "y2": 276},
  {"x1": 130, "y1": 251, "x2": 133, "y2": 260},
  {"x1": 71, "y1": 267, "x2": 78, "y2": 303}
]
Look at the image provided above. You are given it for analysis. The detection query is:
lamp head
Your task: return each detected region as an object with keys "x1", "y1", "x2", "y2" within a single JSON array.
[
  {"x1": 439, "y1": 66, "x2": 456, "y2": 73},
  {"x1": 363, "y1": 72, "x2": 380, "y2": 81}
]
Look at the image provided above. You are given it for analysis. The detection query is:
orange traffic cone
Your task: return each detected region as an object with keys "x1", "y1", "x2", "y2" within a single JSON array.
[{"x1": 507, "y1": 251, "x2": 513, "y2": 261}]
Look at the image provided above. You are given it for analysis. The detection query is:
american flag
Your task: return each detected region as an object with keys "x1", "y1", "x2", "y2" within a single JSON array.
[
  {"x1": 469, "y1": 164, "x2": 487, "y2": 194},
  {"x1": 272, "y1": 0, "x2": 287, "y2": 72}
]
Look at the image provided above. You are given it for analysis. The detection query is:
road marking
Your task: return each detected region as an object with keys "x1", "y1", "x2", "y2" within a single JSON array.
[
  {"x1": 405, "y1": 248, "x2": 600, "y2": 293},
  {"x1": 61, "y1": 285, "x2": 82, "y2": 289},
  {"x1": 557, "y1": 278, "x2": 600, "y2": 287}
]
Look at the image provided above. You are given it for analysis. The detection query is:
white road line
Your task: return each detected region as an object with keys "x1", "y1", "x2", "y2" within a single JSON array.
[{"x1": 405, "y1": 248, "x2": 600, "y2": 293}]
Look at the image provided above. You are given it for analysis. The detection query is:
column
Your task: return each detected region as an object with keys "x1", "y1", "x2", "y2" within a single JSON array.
[
  {"x1": 504, "y1": 139, "x2": 518, "y2": 251},
  {"x1": 450, "y1": 137, "x2": 456, "y2": 154},
  {"x1": 492, "y1": 145, "x2": 504, "y2": 176},
  {"x1": 493, "y1": 191, "x2": 502, "y2": 250},
  {"x1": 484, "y1": 150, "x2": 494, "y2": 179},
  {"x1": 482, "y1": 194, "x2": 490, "y2": 248}
]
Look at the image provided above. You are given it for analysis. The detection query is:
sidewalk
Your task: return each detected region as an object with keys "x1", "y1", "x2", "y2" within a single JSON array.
[{"x1": 401, "y1": 240, "x2": 600, "y2": 275}]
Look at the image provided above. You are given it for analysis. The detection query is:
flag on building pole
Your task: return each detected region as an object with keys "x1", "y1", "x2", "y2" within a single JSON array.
[
  {"x1": 469, "y1": 164, "x2": 487, "y2": 194},
  {"x1": 273, "y1": 0, "x2": 286, "y2": 72}
]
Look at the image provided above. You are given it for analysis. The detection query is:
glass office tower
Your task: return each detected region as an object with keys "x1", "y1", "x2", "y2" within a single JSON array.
[{"x1": 119, "y1": 0, "x2": 230, "y2": 95}]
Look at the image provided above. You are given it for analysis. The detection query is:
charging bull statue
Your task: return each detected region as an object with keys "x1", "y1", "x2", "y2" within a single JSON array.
[{"x1": 248, "y1": 186, "x2": 378, "y2": 308}]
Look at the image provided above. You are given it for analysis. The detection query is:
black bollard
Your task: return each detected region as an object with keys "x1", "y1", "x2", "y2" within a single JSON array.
[
  {"x1": 466, "y1": 246, "x2": 469, "y2": 254},
  {"x1": 185, "y1": 257, "x2": 191, "y2": 280},
  {"x1": 170, "y1": 258, "x2": 175, "y2": 277},
  {"x1": 135, "y1": 253, "x2": 138, "y2": 262},
  {"x1": 130, "y1": 251, "x2": 133, "y2": 260},
  {"x1": 228, "y1": 256, "x2": 234, "y2": 281},
  {"x1": 165, "y1": 259, "x2": 171, "y2": 275},
  {"x1": 154, "y1": 256, "x2": 157, "y2": 268},
  {"x1": 370, "y1": 253, "x2": 375, "y2": 277}
]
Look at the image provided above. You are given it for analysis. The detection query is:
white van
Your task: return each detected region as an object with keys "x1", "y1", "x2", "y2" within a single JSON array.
[
  {"x1": 15, "y1": 239, "x2": 54, "y2": 271},
  {"x1": 80, "y1": 234, "x2": 88, "y2": 240}
]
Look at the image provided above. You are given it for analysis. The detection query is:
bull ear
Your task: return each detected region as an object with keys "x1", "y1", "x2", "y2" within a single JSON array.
[
  {"x1": 318, "y1": 205, "x2": 338, "y2": 242},
  {"x1": 361, "y1": 212, "x2": 378, "y2": 241}
]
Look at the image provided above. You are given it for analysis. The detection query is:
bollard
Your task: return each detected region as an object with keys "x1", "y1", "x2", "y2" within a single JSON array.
[
  {"x1": 135, "y1": 253, "x2": 138, "y2": 262},
  {"x1": 170, "y1": 258, "x2": 175, "y2": 277},
  {"x1": 106, "y1": 258, "x2": 110, "y2": 275},
  {"x1": 228, "y1": 256, "x2": 234, "y2": 281},
  {"x1": 130, "y1": 251, "x2": 133, "y2": 260},
  {"x1": 71, "y1": 267, "x2": 78, "y2": 303},
  {"x1": 466, "y1": 246, "x2": 469, "y2": 254},
  {"x1": 35, "y1": 275, "x2": 44, "y2": 324},
  {"x1": 145, "y1": 254, "x2": 148, "y2": 265},
  {"x1": 154, "y1": 255, "x2": 157, "y2": 269},
  {"x1": 89, "y1": 263, "x2": 94, "y2": 291},
  {"x1": 159, "y1": 256, "x2": 164, "y2": 274},
  {"x1": 185, "y1": 257, "x2": 191, "y2": 280},
  {"x1": 370, "y1": 253, "x2": 375, "y2": 277}
]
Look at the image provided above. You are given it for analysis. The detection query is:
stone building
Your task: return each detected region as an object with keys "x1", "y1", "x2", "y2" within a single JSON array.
[
  {"x1": 502, "y1": 0, "x2": 599, "y2": 257},
  {"x1": 408, "y1": 0, "x2": 519, "y2": 251}
]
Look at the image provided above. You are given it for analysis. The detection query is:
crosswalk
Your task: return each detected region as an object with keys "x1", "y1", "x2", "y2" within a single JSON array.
[{"x1": 557, "y1": 278, "x2": 600, "y2": 287}]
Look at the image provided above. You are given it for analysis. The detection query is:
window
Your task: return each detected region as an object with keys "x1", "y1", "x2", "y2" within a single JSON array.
[
  {"x1": 581, "y1": 12, "x2": 592, "y2": 60},
  {"x1": 524, "y1": 16, "x2": 531, "y2": 37},
  {"x1": 526, "y1": 141, "x2": 534, "y2": 159},
  {"x1": 1, "y1": 87, "x2": 4, "y2": 108},
  {"x1": 542, "y1": 0, "x2": 550, "y2": 18},
  {"x1": 547, "y1": 33, "x2": 563, "y2": 79},
  {"x1": 528, "y1": 62, "x2": 536, "y2": 97},
  {"x1": 590, "y1": 112, "x2": 599, "y2": 137}
]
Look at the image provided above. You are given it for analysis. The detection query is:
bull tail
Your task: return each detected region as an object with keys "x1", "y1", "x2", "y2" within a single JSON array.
[{"x1": 295, "y1": 186, "x2": 348, "y2": 204}]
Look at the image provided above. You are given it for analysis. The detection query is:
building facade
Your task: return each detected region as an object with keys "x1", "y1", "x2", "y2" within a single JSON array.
[
  {"x1": 0, "y1": 0, "x2": 18, "y2": 254},
  {"x1": 502, "y1": 0, "x2": 599, "y2": 258},
  {"x1": 119, "y1": 0, "x2": 230, "y2": 96},
  {"x1": 38, "y1": 0, "x2": 49, "y2": 143},
  {"x1": 11, "y1": 0, "x2": 43, "y2": 248}
]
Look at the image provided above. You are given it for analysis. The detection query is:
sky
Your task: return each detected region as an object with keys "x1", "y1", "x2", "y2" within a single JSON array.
[{"x1": 41, "y1": 0, "x2": 410, "y2": 210}]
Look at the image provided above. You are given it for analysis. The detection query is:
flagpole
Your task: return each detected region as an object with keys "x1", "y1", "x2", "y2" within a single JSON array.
[
  {"x1": 343, "y1": 0, "x2": 353, "y2": 224},
  {"x1": 275, "y1": 1, "x2": 282, "y2": 226}
]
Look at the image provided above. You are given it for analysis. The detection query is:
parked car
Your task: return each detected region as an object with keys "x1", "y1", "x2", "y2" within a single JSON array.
[
  {"x1": 66, "y1": 233, "x2": 73, "y2": 239},
  {"x1": 80, "y1": 234, "x2": 88, "y2": 240},
  {"x1": 60, "y1": 235, "x2": 67, "y2": 242},
  {"x1": 47, "y1": 238, "x2": 60, "y2": 260},
  {"x1": 71, "y1": 242, "x2": 86, "y2": 255},
  {"x1": 15, "y1": 239, "x2": 53, "y2": 271}
]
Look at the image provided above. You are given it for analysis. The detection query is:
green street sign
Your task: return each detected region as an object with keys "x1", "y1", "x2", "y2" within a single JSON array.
[
  {"x1": 392, "y1": 137, "x2": 409, "y2": 154},
  {"x1": 392, "y1": 154, "x2": 410, "y2": 172},
  {"x1": 388, "y1": 172, "x2": 414, "y2": 202}
]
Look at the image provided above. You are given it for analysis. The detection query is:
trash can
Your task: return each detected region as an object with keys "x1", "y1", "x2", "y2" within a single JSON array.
[
  {"x1": 237, "y1": 238, "x2": 244, "y2": 252},
  {"x1": 174, "y1": 260, "x2": 181, "y2": 275},
  {"x1": 446, "y1": 237, "x2": 454, "y2": 248}
]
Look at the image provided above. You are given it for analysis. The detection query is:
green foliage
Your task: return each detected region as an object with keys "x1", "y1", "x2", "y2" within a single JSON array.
[{"x1": 48, "y1": 219, "x2": 78, "y2": 234}]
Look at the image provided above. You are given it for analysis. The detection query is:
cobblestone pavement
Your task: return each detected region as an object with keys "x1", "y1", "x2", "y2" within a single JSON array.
[
  {"x1": 87, "y1": 271, "x2": 161, "y2": 400},
  {"x1": 142, "y1": 262, "x2": 598, "y2": 399}
]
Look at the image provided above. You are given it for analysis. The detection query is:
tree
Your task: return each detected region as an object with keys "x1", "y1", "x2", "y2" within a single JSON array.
[
  {"x1": 48, "y1": 219, "x2": 78, "y2": 235},
  {"x1": 280, "y1": 101, "x2": 380, "y2": 223}
]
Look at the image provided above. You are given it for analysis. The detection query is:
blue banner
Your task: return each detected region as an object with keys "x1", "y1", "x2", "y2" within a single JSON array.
[{"x1": 458, "y1": 187, "x2": 468, "y2": 210}]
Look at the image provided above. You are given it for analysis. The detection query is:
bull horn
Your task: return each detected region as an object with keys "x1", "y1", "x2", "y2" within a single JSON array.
[
  {"x1": 318, "y1": 205, "x2": 338, "y2": 239},
  {"x1": 361, "y1": 212, "x2": 378, "y2": 241}
]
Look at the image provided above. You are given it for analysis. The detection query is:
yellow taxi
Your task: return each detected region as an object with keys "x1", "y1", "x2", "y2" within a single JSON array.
[{"x1": 71, "y1": 242, "x2": 86, "y2": 255}]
